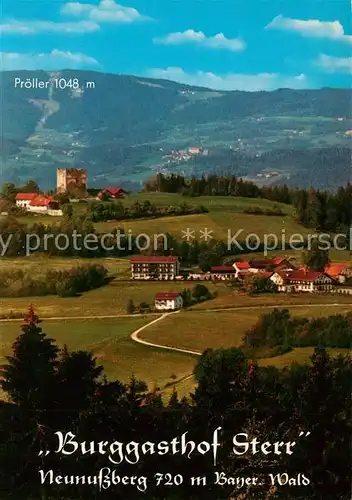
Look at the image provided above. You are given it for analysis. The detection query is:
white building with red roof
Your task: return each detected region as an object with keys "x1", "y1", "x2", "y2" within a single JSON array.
[
  {"x1": 233, "y1": 257, "x2": 293, "y2": 278},
  {"x1": 232, "y1": 261, "x2": 251, "y2": 278},
  {"x1": 154, "y1": 291, "x2": 183, "y2": 311},
  {"x1": 15, "y1": 193, "x2": 38, "y2": 208},
  {"x1": 16, "y1": 193, "x2": 62, "y2": 215},
  {"x1": 27, "y1": 195, "x2": 60, "y2": 214},
  {"x1": 270, "y1": 269, "x2": 334, "y2": 293},
  {"x1": 130, "y1": 256, "x2": 180, "y2": 280}
]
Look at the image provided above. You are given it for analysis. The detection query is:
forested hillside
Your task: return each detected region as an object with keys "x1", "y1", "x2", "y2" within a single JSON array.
[{"x1": 1, "y1": 70, "x2": 351, "y2": 189}]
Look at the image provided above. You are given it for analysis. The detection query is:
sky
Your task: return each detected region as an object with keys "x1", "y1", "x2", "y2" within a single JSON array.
[{"x1": 1, "y1": 0, "x2": 351, "y2": 91}]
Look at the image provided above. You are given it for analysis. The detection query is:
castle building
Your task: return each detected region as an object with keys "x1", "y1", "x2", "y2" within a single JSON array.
[{"x1": 57, "y1": 168, "x2": 87, "y2": 196}]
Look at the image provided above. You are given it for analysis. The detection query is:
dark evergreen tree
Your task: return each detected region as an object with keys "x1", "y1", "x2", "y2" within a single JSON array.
[
  {"x1": 303, "y1": 238, "x2": 330, "y2": 271},
  {"x1": 0, "y1": 305, "x2": 59, "y2": 410}
]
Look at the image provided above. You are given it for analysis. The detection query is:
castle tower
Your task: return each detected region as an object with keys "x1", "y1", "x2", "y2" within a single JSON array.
[{"x1": 56, "y1": 168, "x2": 87, "y2": 196}]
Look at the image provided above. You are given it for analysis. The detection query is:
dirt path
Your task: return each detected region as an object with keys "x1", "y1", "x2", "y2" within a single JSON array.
[
  {"x1": 129, "y1": 302, "x2": 348, "y2": 355},
  {"x1": 1, "y1": 301, "x2": 346, "y2": 323},
  {"x1": 130, "y1": 311, "x2": 201, "y2": 355}
]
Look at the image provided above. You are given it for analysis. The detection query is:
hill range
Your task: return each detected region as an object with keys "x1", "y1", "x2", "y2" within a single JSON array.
[{"x1": 1, "y1": 69, "x2": 351, "y2": 190}]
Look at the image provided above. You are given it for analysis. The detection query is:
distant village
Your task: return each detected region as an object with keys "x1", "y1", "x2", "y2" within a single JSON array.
[
  {"x1": 131, "y1": 255, "x2": 352, "y2": 311},
  {"x1": 162, "y1": 146, "x2": 209, "y2": 164}
]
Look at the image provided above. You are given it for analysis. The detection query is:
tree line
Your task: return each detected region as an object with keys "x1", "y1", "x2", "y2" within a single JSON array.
[
  {"x1": 144, "y1": 174, "x2": 352, "y2": 232},
  {"x1": 87, "y1": 200, "x2": 208, "y2": 222},
  {"x1": 243, "y1": 309, "x2": 352, "y2": 356},
  {"x1": 0, "y1": 309, "x2": 350, "y2": 499},
  {"x1": 0, "y1": 264, "x2": 108, "y2": 297}
]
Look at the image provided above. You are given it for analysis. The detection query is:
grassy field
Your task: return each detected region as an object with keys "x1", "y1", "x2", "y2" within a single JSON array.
[
  {"x1": 192, "y1": 291, "x2": 352, "y2": 310},
  {"x1": 9, "y1": 192, "x2": 351, "y2": 262},
  {"x1": 13, "y1": 193, "x2": 298, "y2": 244},
  {"x1": 93, "y1": 212, "x2": 308, "y2": 243},
  {"x1": 0, "y1": 317, "x2": 197, "y2": 394},
  {"x1": 2, "y1": 191, "x2": 350, "y2": 404},
  {"x1": 259, "y1": 347, "x2": 350, "y2": 367},
  {"x1": 140, "y1": 305, "x2": 352, "y2": 353},
  {"x1": 0, "y1": 274, "x2": 228, "y2": 318},
  {"x1": 0, "y1": 255, "x2": 130, "y2": 278},
  {"x1": 12, "y1": 209, "x2": 313, "y2": 258},
  {"x1": 2, "y1": 303, "x2": 350, "y2": 403},
  {"x1": 123, "y1": 193, "x2": 294, "y2": 215},
  {"x1": 237, "y1": 248, "x2": 351, "y2": 264}
]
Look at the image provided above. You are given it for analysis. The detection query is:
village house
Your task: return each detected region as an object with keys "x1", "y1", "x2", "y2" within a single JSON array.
[
  {"x1": 16, "y1": 193, "x2": 62, "y2": 215},
  {"x1": 210, "y1": 266, "x2": 236, "y2": 280},
  {"x1": 233, "y1": 261, "x2": 251, "y2": 278},
  {"x1": 27, "y1": 195, "x2": 62, "y2": 215},
  {"x1": 154, "y1": 292, "x2": 183, "y2": 311},
  {"x1": 130, "y1": 256, "x2": 180, "y2": 280},
  {"x1": 248, "y1": 258, "x2": 293, "y2": 273},
  {"x1": 97, "y1": 186, "x2": 128, "y2": 199},
  {"x1": 15, "y1": 193, "x2": 38, "y2": 208},
  {"x1": 270, "y1": 269, "x2": 335, "y2": 293},
  {"x1": 324, "y1": 263, "x2": 352, "y2": 284},
  {"x1": 270, "y1": 257, "x2": 293, "y2": 270},
  {"x1": 233, "y1": 257, "x2": 293, "y2": 278}
]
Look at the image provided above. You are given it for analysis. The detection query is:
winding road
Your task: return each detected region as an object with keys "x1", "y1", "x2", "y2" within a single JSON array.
[
  {"x1": 130, "y1": 311, "x2": 202, "y2": 356},
  {"x1": 1, "y1": 302, "x2": 349, "y2": 357},
  {"x1": 2, "y1": 302, "x2": 349, "y2": 394},
  {"x1": 129, "y1": 302, "x2": 347, "y2": 356}
]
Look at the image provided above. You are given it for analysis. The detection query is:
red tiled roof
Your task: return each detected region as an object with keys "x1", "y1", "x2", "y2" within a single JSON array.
[
  {"x1": 15, "y1": 193, "x2": 38, "y2": 201},
  {"x1": 29, "y1": 195, "x2": 55, "y2": 207},
  {"x1": 211, "y1": 266, "x2": 235, "y2": 273},
  {"x1": 155, "y1": 292, "x2": 181, "y2": 300},
  {"x1": 104, "y1": 187, "x2": 127, "y2": 196},
  {"x1": 234, "y1": 261, "x2": 250, "y2": 270},
  {"x1": 131, "y1": 256, "x2": 179, "y2": 264},
  {"x1": 324, "y1": 263, "x2": 349, "y2": 277}
]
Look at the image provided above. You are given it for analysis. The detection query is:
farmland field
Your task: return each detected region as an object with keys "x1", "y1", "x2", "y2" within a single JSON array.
[
  {"x1": 123, "y1": 193, "x2": 294, "y2": 215},
  {"x1": 237, "y1": 248, "x2": 351, "y2": 264},
  {"x1": 192, "y1": 291, "x2": 352, "y2": 310},
  {"x1": 1, "y1": 300, "x2": 350, "y2": 403},
  {"x1": 0, "y1": 255, "x2": 130, "y2": 277},
  {"x1": 259, "y1": 347, "x2": 350, "y2": 368},
  {"x1": 94, "y1": 212, "x2": 308, "y2": 242},
  {"x1": 1, "y1": 191, "x2": 350, "y2": 403},
  {"x1": 139, "y1": 305, "x2": 352, "y2": 353},
  {"x1": 12, "y1": 193, "x2": 298, "y2": 243},
  {"x1": 0, "y1": 277, "x2": 228, "y2": 318}
]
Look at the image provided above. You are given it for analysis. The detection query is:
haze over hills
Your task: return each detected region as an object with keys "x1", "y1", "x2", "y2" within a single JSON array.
[{"x1": 1, "y1": 69, "x2": 351, "y2": 190}]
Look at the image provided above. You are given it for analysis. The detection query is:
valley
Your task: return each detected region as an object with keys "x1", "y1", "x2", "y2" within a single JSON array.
[{"x1": 1, "y1": 69, "x2": 351, "y2": 189}]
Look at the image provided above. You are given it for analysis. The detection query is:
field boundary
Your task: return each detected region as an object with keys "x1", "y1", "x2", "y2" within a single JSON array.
[
  {"x1": 0, "y1": 313, "x2": 160, "y2": 323},
  {"x1": 1, "y1": 301, "x2": 348, "y2": 323},
  {"x1": 130, "y1": 302, "x2": 350, "y2": 355}
]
